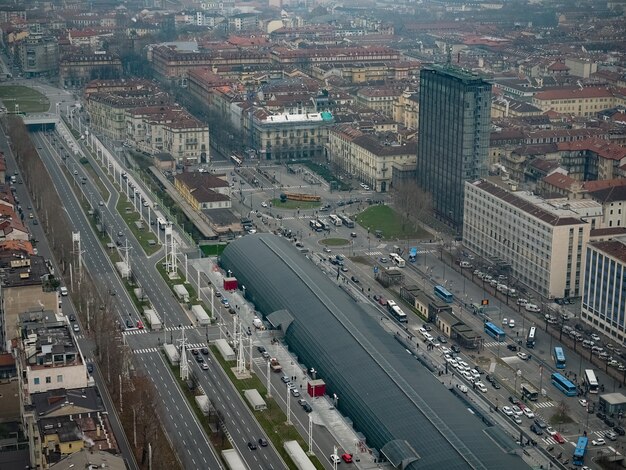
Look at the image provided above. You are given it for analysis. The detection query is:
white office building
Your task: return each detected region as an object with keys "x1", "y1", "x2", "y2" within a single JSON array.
[
  {"x1": 581, "y1": 238, "x2": 626, "y2": 343},
  {"x1": 463, "y1": 179, "x2": 590, "y2": 299}
]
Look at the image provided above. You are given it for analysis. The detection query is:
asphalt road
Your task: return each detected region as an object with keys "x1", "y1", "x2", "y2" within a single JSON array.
[
  {"x1": 31, "y1": 130, "x2": 224, "y2": 470},
  {"x1": 0, "y1": 127, "x2": 139, "y2": 470},
  {"x1": 35, "y1": 122, "x2": 289, "y2": 470}
]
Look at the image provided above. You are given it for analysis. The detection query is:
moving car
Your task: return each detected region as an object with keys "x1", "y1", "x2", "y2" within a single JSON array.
[
  {"x1": 341, "y1": 453, "x2": 353, "y2": 463},
  {"x1": 248, "y1": 441, "x2": 257, "y2": 450},
  {"x1": 258, "y1": 438, "x2": 268, "y2": 447},
  {"x1": 592, "y1": 438, "x2": 605, "y2": 446},
  {"x1": 329, "y1": 454, "x2": 341, "y2": 464}
]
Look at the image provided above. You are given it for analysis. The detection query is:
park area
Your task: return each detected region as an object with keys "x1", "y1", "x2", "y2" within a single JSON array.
[
  {"x1": 0, "y1": 85, "x2": 49, "y2": 113},
  {"x1": 355, "y1": 204, "x2": 431, "y2": 240}
]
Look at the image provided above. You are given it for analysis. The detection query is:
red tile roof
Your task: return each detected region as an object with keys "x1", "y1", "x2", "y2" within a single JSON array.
[
  {"x1": 591, "y1": 240, "x2": 626, "y2": 263},
  {"x1": 534, "y1": 86, "x2": 613, "y2": 101},
  {"x1": 543, "y1": 172, "x2": 577, "y2": 190},
  {"x1": 558, "y1": 138, "x2": 626, "y2": 161}
]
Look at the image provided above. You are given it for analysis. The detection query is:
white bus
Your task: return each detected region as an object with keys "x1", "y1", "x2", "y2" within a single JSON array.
[
  {"x1": 390, "y1": 253, "x2": 405, "y2": 268},
  {"x1": 390, "y1": 305, "x2": 408, "y2": 323},
  {"x1": 157, "y1": 217, "x2": 167, "y2": 230},
  {"x1": 329, "y1": 214, "x2": 343, "y2": 226},
  {"x1": 584, "y1": 369, "x2": 599, "y2": 394}
]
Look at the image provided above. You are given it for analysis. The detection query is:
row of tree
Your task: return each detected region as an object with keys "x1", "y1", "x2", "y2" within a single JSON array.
[{"x1": 5, "y1": 117, "x2": 180, "y2": 470}]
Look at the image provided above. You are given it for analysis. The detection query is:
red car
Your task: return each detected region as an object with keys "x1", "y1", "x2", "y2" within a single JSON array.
[
  {"x1": 378, "y1": 297, "x2": 387, "y2": 306},
  {"x1": 137, "y1": 320, "x2": 144, "y2": 329},
  {"x1": 553, "y1": 433, "x2": 565, "y2": 444},
  {"x1": 341, "y1": 453, "x2": 353, "y2": 463},
  {"x1": 516, "y1": 401, "x2": 526, "y2": 411}
]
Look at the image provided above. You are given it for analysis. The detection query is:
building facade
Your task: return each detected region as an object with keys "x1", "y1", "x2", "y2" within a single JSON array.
[
  {"x1": 464, "y1": 179, "x2": 590, "y2": 299},
  {"x1": 246, "y1": 110, "x2": 333, "y2": 161},
  {"x1": 17, "y1": 36, "x2": 59, "y2": 77},
  {"x1": 327, "y1": 125, "x2": 416, "y2": 192},
  {"x1": 581, "y1": 238, "x2": 626, "y2": 343},
  {"x1": 416, "y1": 65, "x2": 492, "y2": 229}
]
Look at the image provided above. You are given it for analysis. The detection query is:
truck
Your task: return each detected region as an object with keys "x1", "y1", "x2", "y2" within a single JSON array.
[
  {"x1": 173, "y1": 284, "x2": 190, "y2": 303},
  {"x1": 191, "y1": 304, "x2": 210, "y2": 326},
  {"x1": 270, "y1": 357, "x2": 282, "y2": 372},
  {"x1": 252, "y1": 317, "x2": 263, "y2": 329}
]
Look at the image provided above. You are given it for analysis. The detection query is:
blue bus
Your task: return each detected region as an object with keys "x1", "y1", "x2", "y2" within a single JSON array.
[
  {"x1": 484, "y1": 322, "x2": 506, "y2": 342},
  {"x1": 434, "y1": 285, "x2": 453, "y2": 303},
  {"x1": 553, "y1": 346, "x2": 566, "y2": 369},
  {"x1": 551, "y1": 372, "x2": 577, "y2": 397},
  {"x1": 573, "y1": 436, "x2": 588, "y2": 466}
]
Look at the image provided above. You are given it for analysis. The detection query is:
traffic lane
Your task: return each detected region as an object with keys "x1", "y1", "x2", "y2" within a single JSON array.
[
  {"x1": 250, "y1": 359, "x2": 338, "y2": 470},
  {"x1": 191, "y1": 349, "x2": 285, "y2": 470},
  {"x1": 136, "y1": 352, "x2": 223, "y2": 470},
  {"x1": 34, "y1": 133, "x2": 136, "y2": 326}
]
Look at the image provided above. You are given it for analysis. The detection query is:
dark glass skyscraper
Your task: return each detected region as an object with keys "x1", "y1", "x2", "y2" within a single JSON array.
[{"x1": 416, "y1": 65, "x2": 492, "y2": 230}]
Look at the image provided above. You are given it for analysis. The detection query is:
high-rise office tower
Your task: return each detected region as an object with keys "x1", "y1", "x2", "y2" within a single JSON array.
[{"x1": 416, "y1": 65, "x2": 492, "y2": 230}]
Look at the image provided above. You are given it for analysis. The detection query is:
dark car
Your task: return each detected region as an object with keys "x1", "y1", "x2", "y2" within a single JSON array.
[
  {"x1": 247, "y1": 441, "x2": 257, "y2": 450},
  {"x1": 509, "y1": 396, "x2": 517, "y2": 404},
  {"x1": 201, "y1": 347, "x2": 209, "y2": 355},
  {"x1": 597, "y1": 411, "x2": 607, "y2": 420},
  {"x1": 351, "y1": 276, "x2": 359, "y2": 283},
  {"x1": 451, "y1": 345, "x2": 461, "y2": 354},
  {"x1": 69, "y1": 314, "x2": 76, "y2": 322},
  {"x1": 195, "y1": 355, "x2": 204, "y2": 363},
  {"x1": 485, "y1": 374, "x2": 494, "y2": 384},
  {"x1": 87, "y1": 363, "x2": 94, "y2": 373},
  {"x1": 507, "y1": 344, "x2": 518, "y2": 351},
  {"x1": 605, "y1": 417, "x2": 616, "y2": 427},
  {"x1": 534, "y1": 419, "x2": 547, "y2": 429},
  {"x1": 614, "y1": 426, "x2": 625, "y2": 436},
  {"x1": 257, "y1": 346, "x2": 266, "y2": 353},
  {"x1": 492, "y1": 381, "x2": 501, "y2": 389},
  {"x1": 530, "y1": 424, "x2": 544, "y2": 436},
  {"x1": 303, "y1": 403, "x2": 313, "y2": 413},
  {"x1": 125, "y1": 319, "x2": 132, "y2": 328},
  {"x1": 258, "y1": 438, "x2": 268, "y2": 447},
  {"x1": 191, "y1": 349, "x2": 199, "y2": 356},
  {"x1": 373, "y1": 294, "x2": 381, "y2": 301}
]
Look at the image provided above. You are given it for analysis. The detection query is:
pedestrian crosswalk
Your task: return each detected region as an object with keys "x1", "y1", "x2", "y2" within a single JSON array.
[
  {"x1": 484, "y1": 341, "x2": 502, "y2": 348},
  {"x1": 134, "y1": 347, "x2": 158, "y2": 354},
  {"x1": 535, "y1": 401, "x2": 555, "y2": 409},
  {"x1": 122, "y1": 325, "x2": 196, "y2": 336},
  {"x1": 186, "y1": 343, "x2": 207, "y2": 350},
  {"x1": 122, "y1": 329, "x2": 148, "y2": 336},
  {"x1": 365, "y1": 251, "x2": 383, "y2": 256}
]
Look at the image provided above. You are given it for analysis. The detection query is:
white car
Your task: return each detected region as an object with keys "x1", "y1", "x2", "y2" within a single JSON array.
[
  {"x1": 502, "y1": 317, "x2": 508, "y2": 326},
  {"x1": 470, "y1": 369, "x2": 481, "y2": 380},
  {"x1": 517, "y1": 352, "x2": 529, "y2": 361},
  {"x1": 592, "y1": 438, "x2": 605, "y2": 446},
  {"x1": 441, "y1": 346, "x2": 451, "y2": 355},
  {"x1": 329, "y1": 454, "x2": 341, "y2": 464},
  {"x1": 458, "y1": 360, "x2": 469, "y2": 369},
  {"x1": 508, "y1": 319, "x2": 515, "y2": 328},
  {"x1": 591, "y1": 333, "x2": 601, "y2": 342},
  {"x1": 456, "y1": 383, "x2": 468, "y2": 393},
  {"x1": 419, "y1": 327, "x2": 428, "y2": 335},
  {"x1": 513, "y1": 415, "x2": 522, "y2": 424},
  {"x1": 461, "y1": 370, "x2": 472, "y2": 380},
  {"x1": 522, "y1": 408, "x2": 535, "y2": 419},
  {"x1": 516, "y1": 298, "x2": 528, "y2": 306},
  {"x1": 511, "y1": 405, "x2": 523, "y2": 417},
  {"x1": 261, "y1": 201, "x2": 268, "y2": 208},
  {"x1": 502, "y1": 406, "x2": 514, "y2": 416},
  {"x1": 579, "y1": 399, "x2": 588, "y2": 407},
  {"x1": 476, "y1": 382, "x2": 488, "y2": 393},
  {"x1": 546, "y1": 427, "x2": 557, "y2": 436}
]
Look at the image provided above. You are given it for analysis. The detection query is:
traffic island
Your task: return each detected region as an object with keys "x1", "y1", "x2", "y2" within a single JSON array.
[{"x1": 319, "y1": 237, "x2": 350, "y2": 247}]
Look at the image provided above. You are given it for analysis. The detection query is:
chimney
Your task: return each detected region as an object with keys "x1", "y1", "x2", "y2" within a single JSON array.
[{"x1": 96, "y1": 425, "x2": 101, "y2": 437}]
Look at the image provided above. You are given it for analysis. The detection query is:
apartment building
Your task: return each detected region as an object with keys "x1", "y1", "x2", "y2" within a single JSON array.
[
  {"x1": 327, "y1": 124, "x2": 416, "y2": 192},
  {"x1": 463, "y1": 178, "x2": 590, "y2": 299},
  {"x1": 557, "y1": 138, "x2": 626, "y2": 181},
  {"x1": 59, "y1": 52, "x2": 122, "y2": 89},
  {"x1": 532, "y1": 87, "x2": 616, "y2": 117},
  {"x1": 581, "y1": 238, "x2": 626, "y2": 343},
  {"x1": 17, "y1": 36, "x2": 59, "y2": 77},
  {"x1": 356, "y1": 86, "x2": 405, "y2": 118},
  {"x1": 86, "y1": 91, "x2": 171, "y2": 141}
]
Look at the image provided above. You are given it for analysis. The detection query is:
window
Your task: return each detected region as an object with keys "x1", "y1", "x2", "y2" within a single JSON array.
[
  {"x1": 34, "y1": 377, "x2": 40, "y2": 385},
  {"x1": 57, "y1": 375, "x2": 63, "y2": 383},
  {"x1": 45, "y1": 376, "x2": 51, "y2": 384}
]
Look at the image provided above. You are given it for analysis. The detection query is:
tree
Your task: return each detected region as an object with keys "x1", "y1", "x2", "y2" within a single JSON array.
[{"x1": 392, "y1": 179, "x2": 433, "y2": 231}]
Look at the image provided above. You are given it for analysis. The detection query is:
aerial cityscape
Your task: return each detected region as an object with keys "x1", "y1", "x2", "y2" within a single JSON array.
[{"x1": 0, "y1": 0, "x2": 626, "y2": 469}]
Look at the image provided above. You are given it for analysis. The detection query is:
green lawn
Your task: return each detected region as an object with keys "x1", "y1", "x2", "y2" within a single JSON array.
[
  {"x1": 355, "y1": 205, "x2": 430, "y2": 240},
  {"x1": 200, "y1": 244, "x2": 227, "y2": 256},
  {"x1": 116, "y1": 197, "x2": 161, "y2": 256},
  {"x1": 0, "y1": 85, "x2": 49, "y2": 113},
  {"x1": 320, "y1": 238, "x2": 350, "y2": 247}
]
